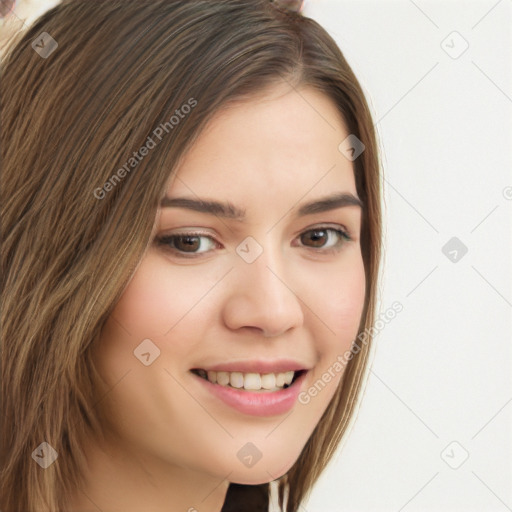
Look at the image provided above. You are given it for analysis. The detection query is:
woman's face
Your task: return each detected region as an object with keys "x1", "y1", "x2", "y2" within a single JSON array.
[{"x1": 93, "y1": 83, "x2": 366, "y2": 485}]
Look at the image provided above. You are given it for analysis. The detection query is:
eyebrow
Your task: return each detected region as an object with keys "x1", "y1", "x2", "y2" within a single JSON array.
[{"x1": 159, "y1": 192, "x2": 363, "y2": 220}]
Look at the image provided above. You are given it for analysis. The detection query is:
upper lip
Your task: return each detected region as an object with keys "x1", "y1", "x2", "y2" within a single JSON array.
[{"x1": 191, "y1": 359, "x2": 311, "y2": 374}]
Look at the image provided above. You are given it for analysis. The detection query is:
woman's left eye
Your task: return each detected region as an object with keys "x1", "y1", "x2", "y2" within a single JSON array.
[
  {"x1": 296, "y1": 227, "x2": 351, "y2": 251},
  {"x1": 156, "y1": 226, "x2": 351, "y2": 258}
]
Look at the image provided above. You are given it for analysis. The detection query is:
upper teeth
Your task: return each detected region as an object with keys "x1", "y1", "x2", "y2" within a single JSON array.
[{"x1": 197, "y1": 370, "x2": 295, "y2": 391}]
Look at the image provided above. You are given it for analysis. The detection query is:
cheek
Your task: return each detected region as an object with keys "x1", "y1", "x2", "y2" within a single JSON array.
[
  {"x1": 92, "y1": 254, "x2": 207, "y2": 387},
  {"x1": 297, "y1": 253, "x2": 366, "y2": 408},
  {"x1": 330, "y1": 262, "x2": 366, "y2": 334},
  {"x1": 107, "y1": 253, "x2": 219, "y2": 338},
  {"x1": 308, "y1": 252, "x2": 366, "y2": 345}
]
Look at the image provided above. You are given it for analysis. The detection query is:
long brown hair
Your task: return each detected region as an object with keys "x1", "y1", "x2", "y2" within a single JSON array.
[{"x1": 0, "y1": 1, "x2": 382, "y2": 510}]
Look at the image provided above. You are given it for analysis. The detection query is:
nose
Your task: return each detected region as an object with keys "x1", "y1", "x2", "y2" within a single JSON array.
[{"x1": 221, "y1": 248, "x2": 304, "y2": 337}]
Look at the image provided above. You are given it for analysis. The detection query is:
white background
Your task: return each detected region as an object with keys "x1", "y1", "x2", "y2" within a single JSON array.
[{"x1": 302, "y1": 1, "x2": 512, "y2": 511}]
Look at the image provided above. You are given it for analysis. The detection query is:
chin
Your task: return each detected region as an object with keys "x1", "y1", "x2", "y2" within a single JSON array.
[
  {"x1": 228, "y1": 455, "x2": 298, "y2": 485},
  {"x1": 230, "y1": 473, "x2": 279, "y2": 486}
]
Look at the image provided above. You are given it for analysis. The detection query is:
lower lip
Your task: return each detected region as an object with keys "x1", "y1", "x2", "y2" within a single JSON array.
[{"x1": 191, "y1": 371, "x2": 308, "y2": 417}]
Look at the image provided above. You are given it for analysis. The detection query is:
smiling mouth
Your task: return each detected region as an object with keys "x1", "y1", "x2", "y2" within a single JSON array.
[{"x1": 190, "y1": 369, "x2": 306, "y2": 392}]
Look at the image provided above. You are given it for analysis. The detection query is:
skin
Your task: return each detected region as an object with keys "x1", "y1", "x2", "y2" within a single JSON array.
[{"x1": 67, "y1": 82, "x2": 366, "y2": 512}]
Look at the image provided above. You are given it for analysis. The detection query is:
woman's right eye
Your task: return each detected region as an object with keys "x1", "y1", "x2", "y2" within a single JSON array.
[{"x1": 156, "y1": 233, "x2": 220, "y2": 257}]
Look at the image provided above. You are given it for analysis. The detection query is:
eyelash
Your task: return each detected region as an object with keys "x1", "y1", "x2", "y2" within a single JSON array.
[{"x1": 155, "y1": 226, "x2": 352, "y2": 259}]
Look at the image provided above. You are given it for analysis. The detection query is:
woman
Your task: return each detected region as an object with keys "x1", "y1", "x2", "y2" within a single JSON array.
[{"x1": 0, "y1": 1, "x2": 382, "y2": 510}]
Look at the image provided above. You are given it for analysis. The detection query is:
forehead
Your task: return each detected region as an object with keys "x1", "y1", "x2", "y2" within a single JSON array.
[{"x1": 166, "y1": 83, "x2": 356, "y2": 203}]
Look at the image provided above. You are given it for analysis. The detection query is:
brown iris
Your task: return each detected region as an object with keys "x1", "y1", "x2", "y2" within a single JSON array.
[
  {"x1": 174, "y1": 235, "x2": 201, "y2": 252},
  {"x1": 300, "y1": 229, "x2": 329, "y2": 248}
]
